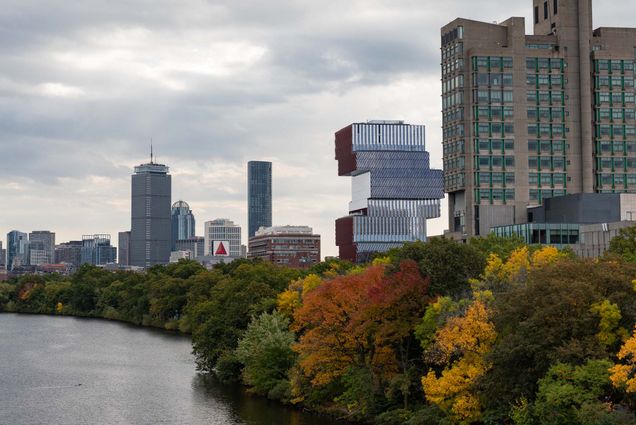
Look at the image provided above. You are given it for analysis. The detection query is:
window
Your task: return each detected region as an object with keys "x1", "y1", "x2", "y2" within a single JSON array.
[
  {"x1": 534, "y1": 6, "x2": 539, "y2": 24},
  {"x1": 544, "y1": 1, "x2": 548, "y2": 19},
  {"x1": 553, "y1": 0, "x2": 558, "y2": 14}
]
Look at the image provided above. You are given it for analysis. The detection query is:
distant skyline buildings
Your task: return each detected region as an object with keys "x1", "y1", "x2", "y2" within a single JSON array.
[
  {"x1": 81, "y1": 234, "x2": 117, "y2": 266},
  {"x1": 130, "y1": 157, "x2": 172, "y2": 268},
  {"x1": 28, "y1": 231, "x2": 55, "y2": 265},
  {"x1": 171, "y1": 201, "x2": 195, "y2": 250},
  {"x1": 7, "y1": 231, "x2": 28, "y2": 271},
  {"x1": 248, "y1": 161, "x2": 272, "y2": 238},
  {"x1": 204, "y1": 218, "x2": 242, "y2": 258}
]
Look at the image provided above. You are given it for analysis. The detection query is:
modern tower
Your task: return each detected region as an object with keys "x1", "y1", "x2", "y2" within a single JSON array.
[
  {"x1": 118, "y1": 231, "x2": 131, "y2": 266},
  {"x1": 171, "y1": 200, "x2": 195, "y2": 250},
  {"x1": 6, "y1": 231, "x2": 28, "y2": 271},
  {"x1": 81, "y1": 234, "x2": 117, "y2": 265},
  {"x1": 442, "y1": 0, "x2": 636, "y2": 239},
  {"x1": 130, "y1": 151, "x2": 172, "y2": 268},
  {"x1": 247, "y1": 161, "x2": 272, "y2": 238},
  {"x1": 334, "y1": 120, "x2": 444, "y2": 263}
]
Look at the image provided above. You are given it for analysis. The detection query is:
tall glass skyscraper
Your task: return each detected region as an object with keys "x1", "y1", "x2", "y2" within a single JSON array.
[
  {"x1": 248, "y1": 161, "x2": 272, "y2": 238},
  {"x1": 171, "y1": 200, "x2": 196, "y2": 250},
  {"x1": 335, "y1": 121, "x2": 444, "y2": 263},
  {"x1": 130, "y1": 158, "x2": 171, "y2": 268},
  {"x1": 6, "y1": 230, "x2": 28, "y2": 271}
]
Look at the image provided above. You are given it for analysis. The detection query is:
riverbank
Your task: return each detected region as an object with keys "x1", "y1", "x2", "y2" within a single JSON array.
[{"x1": 3, "y1": 236, "x2": 636, "y2": 424}]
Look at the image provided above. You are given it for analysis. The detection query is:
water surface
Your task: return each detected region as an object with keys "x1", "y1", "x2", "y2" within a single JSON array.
[{"x1": 0, "y1": 314, "x2": 343, "y2": 425}]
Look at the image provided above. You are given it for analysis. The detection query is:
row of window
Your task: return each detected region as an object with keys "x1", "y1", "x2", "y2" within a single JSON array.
[
  {"x1": 473, "y1": 106, "x2": 514, "y2": 121},
  {"x1": 597, "y1": 174, "x2": 636, "y2": 188},
  {"x1": 595, "y1": 108, "x2": 636, "y2": 122},
  {"x1": 596, "y1": 141, "x2": 636, "y2": 155},
  {"x1": 594, "y1": 59, "x2": 635, "y2": 74},
  {"x1": 529, "y1": 173, "x2": 567, "y2": 187},
  {"x1": 528, "y1": 156, "x2": 567, "y2": 170},
  {"x1": 443, "y1": 107, "x2": 464, "y2": 124},
  {"x1": 444, "y1": 156, "x2": 465, "y2": 172},
  {"x1": 475, "y1": 139, "x2": 515, "y2": 153},
  {"x1": 472, "y1": 56, "x2": 513, "y2": 71},
  {"x1": 526, "y1": 74, "x2": 565, "y2": 88},
  {"x1": 597, "y1": 157, "x2": 636, "y2": 171},
  {"x1": 596, "y1": 91, "x2": 636, "y2": 106},
  {"x1": 442, "y1": 58, "x2": 464, "y2": 77},
  {"x1": 528, "y1": 107, "x2": 566, "y2": 121},
  {"x1": 473, "y1": 73, "x2": 513, "y2": 87},
  {"x1": 595, "y1": 124, "x2": 636, "y2": 138},
  {"x1": 528, "y1": 140, "x2": 568, "y2": 154},
  {"x1": 530, "y1": 189, "x2": 567, "y2": 202},
  {"x1": 476, "y1": 188, "x2": 515, "y2": 203},
  {"x1": 475, "y1": 122, "x2": 515, "y2": 137},
  {"x1": 526, "y1": 57, "x2": 565, "y2": 72},
  {"x1": 475, "y1": 172, "x2": 515, "y2": 186},
  {"x1": 595, "y1": 75, "x2": 635, "y2": 90},
  {"x1": 441, "y1": 26, "x2": 463, "y2": 47},
  {"x1": 527, "y1": 90, "x2": 565, "y2": 105},
  {"x1": 443, "y1": 123, "x2": 465, "y2": 139},
  {"x1": 474, "y1": 89, "x2": 514, "y2": 104},
  {"x1": 475, "y1": 156, "x2": 516, "y2": 170},
  {"x1": 528, "y1": 123, "x2": 567, "y2": 137}
]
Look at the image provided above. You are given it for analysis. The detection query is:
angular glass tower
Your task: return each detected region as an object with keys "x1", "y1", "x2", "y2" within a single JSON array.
[
  {"x1": 6, "y1": 230, "x2": 28, "y2": 271},
  {"x1": 247, "y1": 161, "x2": 272, "y2": 238},
  {"x1": 171, "y1": 200, "x2": 196, "y2": 250},
  {"x1": 130, "y1": 158, "x2": 171, "y2": 268},
  {"x1": 335, "y1": 121, "x2": 444, "y2": 263}
]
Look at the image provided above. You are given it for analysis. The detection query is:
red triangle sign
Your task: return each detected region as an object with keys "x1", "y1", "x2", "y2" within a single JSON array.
[{"x1": 215, "y1": 242, "x2": 228, "y2": 256}]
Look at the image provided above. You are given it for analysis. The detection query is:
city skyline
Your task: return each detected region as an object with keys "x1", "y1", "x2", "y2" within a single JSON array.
[{"x1": 2, "y1": 1, "x2": 636, "y2": 257}]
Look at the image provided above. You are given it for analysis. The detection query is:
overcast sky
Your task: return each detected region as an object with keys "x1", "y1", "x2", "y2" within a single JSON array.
[{"x1": 1, "y1": 0, "x2": 634, "y2": 258}]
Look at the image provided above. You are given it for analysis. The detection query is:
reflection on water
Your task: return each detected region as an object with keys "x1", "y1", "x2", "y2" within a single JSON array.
[{"x1": 0, "y1": 314, "x2": 344, "y2": 425}]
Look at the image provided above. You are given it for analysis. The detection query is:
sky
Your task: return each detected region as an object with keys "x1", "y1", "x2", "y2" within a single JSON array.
[{"x1": 1, "y1": 0, "x2": 635, "y2": 258}]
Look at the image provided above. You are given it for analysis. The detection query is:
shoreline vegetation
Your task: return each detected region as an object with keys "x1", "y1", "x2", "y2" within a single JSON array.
[{"x1": 3, "y1": 232, "x2": 636, "y2": 424}]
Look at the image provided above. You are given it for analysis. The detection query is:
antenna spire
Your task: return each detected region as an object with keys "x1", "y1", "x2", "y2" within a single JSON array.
[{"x1": 150, "y1": 138, "x2": 154, "y2": 164}]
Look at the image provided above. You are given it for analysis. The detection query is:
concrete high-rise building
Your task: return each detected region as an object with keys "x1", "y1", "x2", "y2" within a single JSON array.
[
  {"x1": 81, "y1": 235, "x2": 117, "y2": 266},
  {"x1": 248, "y1": 161, "x2": 272, "y2": 238},
  {"x1": 335, "y1": 121, "x2": 444, "y2": 263},
  {"x1": 248, "y1": 225, "x2": 321, "y2": 268},
  {"x1": 55, "y1": 241, "x2": 83, "y2": 267},
  {"x1": 7, "y1": 231, "x2": 28, "y2": 271},
  {"x1": 174, "y1": 236, "x2": 205, "y2": 257},
  {"x1": 130, "y1": 155, "x2": 171, "y2": 268},
  {"x1": 442, "y1": 0, "x2": 636, "y2": 239},
  {"x1": 0, "y1": 242, "x2": 5, "y2": 270},
  {"x1": 171, "y1": 200, "x2": 195, "y2": 250},
  {"x1": 204, "y1": 219, "x2": 242, "y2": 257},
  {"x1": 29, "y1": 231, "x2": 55, "y2": 264},
  {"x1": 118, "y1": 231, "x2": 131, "y2": 266}
]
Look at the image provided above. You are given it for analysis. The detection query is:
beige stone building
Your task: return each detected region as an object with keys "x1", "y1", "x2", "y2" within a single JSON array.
[{"x1": 442, "y1": 0, "x2": 636, "y2": 239}]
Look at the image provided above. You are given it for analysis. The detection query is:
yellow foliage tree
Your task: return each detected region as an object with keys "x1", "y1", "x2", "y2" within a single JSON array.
[
  {"x1": 422, "y1": 301, "x2": 497, "y2": 424},
  {"x1": 277, "y1": 274, "x2": 323, "y2": 318},
  {"x1": 610, "y1": 326, "x2": 636, "y2": 392},
  {"x1": 590, "y1": 299, "x2": 627, "y2": 347},
  {"x1": 482, "y1": 246, "x2": 564, "y2": 285}
]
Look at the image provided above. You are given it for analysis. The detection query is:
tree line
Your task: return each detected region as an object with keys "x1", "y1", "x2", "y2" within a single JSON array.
[{"x1": 3, "y1": 230, "x2": 636, "y2": 424}]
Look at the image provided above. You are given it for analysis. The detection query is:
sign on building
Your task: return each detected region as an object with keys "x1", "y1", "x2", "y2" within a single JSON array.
[{"x1": 213, "y1": 240, "x2": 230, "y2": 256}]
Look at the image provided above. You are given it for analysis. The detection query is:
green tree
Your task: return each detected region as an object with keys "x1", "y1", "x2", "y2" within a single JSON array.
[
  {"x1": 469, "y1": 233, "x2": 527, "y2": 261},
  {"x1": 235, "y1": 311, "x2": 296, "y2": 400},
  {"x1": 608, "y1": 224, "x2": 636, "y2": 262}
]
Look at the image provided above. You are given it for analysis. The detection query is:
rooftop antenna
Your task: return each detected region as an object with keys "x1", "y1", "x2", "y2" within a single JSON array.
[{"x1": 150, "y1": 138, "x2": 154, "y2": 164}]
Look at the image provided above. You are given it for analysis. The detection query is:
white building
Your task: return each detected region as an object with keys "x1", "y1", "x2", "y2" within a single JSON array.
[{"x1": 203, "y1": 218, "x2": 242, "y2": 258}]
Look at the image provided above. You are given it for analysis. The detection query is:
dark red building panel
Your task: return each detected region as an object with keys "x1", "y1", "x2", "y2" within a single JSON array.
[
  {"x1": 334, "y1": 124, "x2": 356, "y2": 176},
  {"x1": 335, "y1": 216, "x2": 356, "y2": 262}
]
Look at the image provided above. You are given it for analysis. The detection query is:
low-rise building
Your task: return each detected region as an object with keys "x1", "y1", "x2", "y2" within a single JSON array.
[{"x1": 248, "y1": 225, "x2": 321, "y2": 268}]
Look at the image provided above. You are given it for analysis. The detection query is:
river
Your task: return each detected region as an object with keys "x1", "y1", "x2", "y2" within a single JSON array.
[{"x1": 0, "y1": 314, "x2": 345, "y2": 425}]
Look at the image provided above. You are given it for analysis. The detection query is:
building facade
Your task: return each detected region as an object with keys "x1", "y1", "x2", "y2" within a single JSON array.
[
  {"x1": 130, "y1": 159, "x2": 171, "y2": 268},
  {"x1": 335, "y1": 121, "x2": 444, "y2": 262},
  {"x1": 247, "y1": 161, "x2": 272, "y2": 238},
  {"x1": 204, "y1": 219, "x2": 242, "y2": 258},
  {"x1": 29, "y1": 231, "x2": 55, "y2": 264},
  {"x1": 248, "y1": 225, "x2": 321, "y2": 268},
  {"x1": 81, "y1": 235, "x2": 117, "y2": 266},
  {"x1": 7, "y1": 230, "x2": 28, "y2": 271},
  {"x1": 118, "y1": 231, "x2": 131, "y2": 266},
  {"x1": 171, "y1": 200, "x2": 195, "y2": 250},
  {"x1": 0, "y1": 242, "x2": 5, "y2": 270},
  {"x1": 55, "y1": 241, "x2": 83, "y2": 267},
  {"x1": 174, "y1": 236, "x2": 205, "y2": 258},
  {"x1": 442, "y1": 0, "x2": 636, "y2": 239}
]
